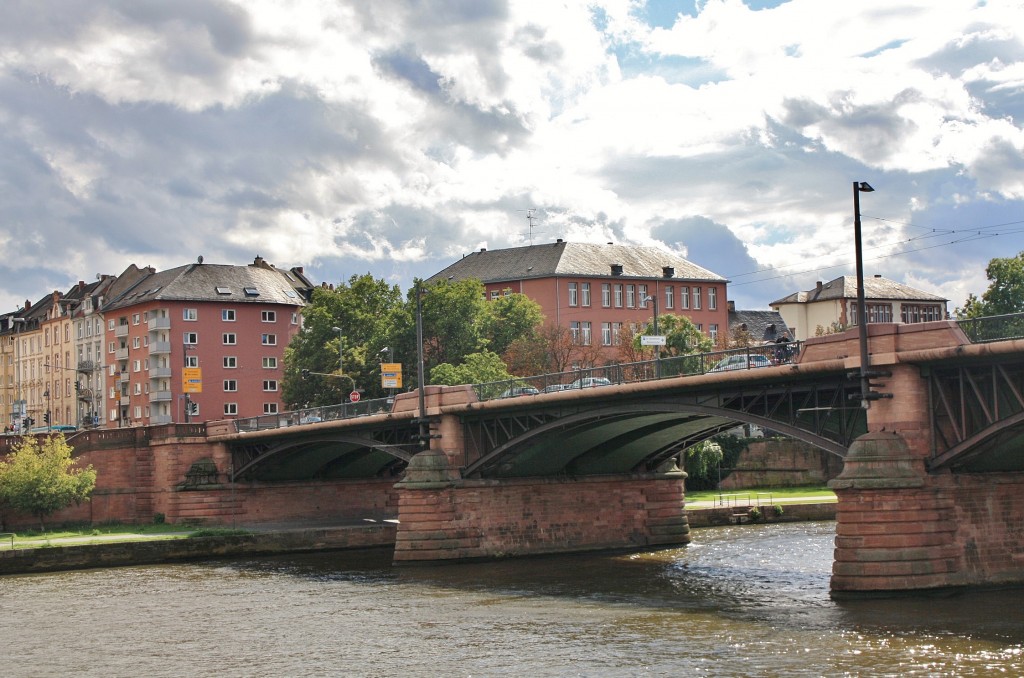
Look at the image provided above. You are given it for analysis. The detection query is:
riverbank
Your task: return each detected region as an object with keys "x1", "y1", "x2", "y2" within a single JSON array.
[{"x1": 0, "y1": 501, "x2": 836, "y2": 576}]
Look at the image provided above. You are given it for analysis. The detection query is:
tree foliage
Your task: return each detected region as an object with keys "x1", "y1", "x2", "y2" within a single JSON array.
[
  {"x1": 957, "y1": 252, "x2": 1024, "y2": 318},
  {"x1": 430, "y1": 350, "x2": 514, "y2": 388},
  {"x1": 0, "y1": 434, "x2": 96, "y2": 530},
  {"x1": 283, "y1": 274, "x2": 403, "y2": 408},
  {"x1": 630, "y1": 313, "x2": 714, "y2": 358}
]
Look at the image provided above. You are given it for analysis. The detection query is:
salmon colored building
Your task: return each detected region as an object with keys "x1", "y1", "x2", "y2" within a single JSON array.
[
  {"x1": 428, "y1": 240, "x2": 730, "y2": 364},
  {"x1": 99, "y1": 257, "x2": 313, "y2": 427}
]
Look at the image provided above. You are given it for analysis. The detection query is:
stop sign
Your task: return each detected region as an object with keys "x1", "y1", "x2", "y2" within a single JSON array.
[{"x1": 350, "y1": 391, "x2": 361, "y2": 403}]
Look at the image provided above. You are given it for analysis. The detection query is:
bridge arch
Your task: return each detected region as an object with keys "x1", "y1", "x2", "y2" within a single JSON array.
[
  {"x1": 232, "y1": 434, "x2": 414, "y2": 481},
  {"x1": 462, "y1": 401, "x2": 848, "y2": 479}
]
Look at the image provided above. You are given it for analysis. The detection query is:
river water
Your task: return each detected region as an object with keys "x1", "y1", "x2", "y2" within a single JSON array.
[{"x1": 2, "y1": 521, "x2": 1023, "y2": 677}]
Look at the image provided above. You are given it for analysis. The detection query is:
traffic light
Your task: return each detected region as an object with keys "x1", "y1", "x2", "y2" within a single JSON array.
[
  {"x1": 301, "y1": 369, "x2": 310, "y2": 380},
  {"x1": 189, "y1": 402, "x2": 199, "y2": 415},
  {"x1": 43, "y1": 412, "x2": 50, "y2": 424},
  {"x1": 75, "y1": 381, "x2": 80, "y2": 393}
]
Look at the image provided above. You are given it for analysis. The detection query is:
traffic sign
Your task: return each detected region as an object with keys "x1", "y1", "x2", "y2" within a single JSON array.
[
  {"x1": 641, "y1": 335, "x2": 667, "y2": 346},
  {"x1": 381, "y1": 362, "x2": 403, "y2": 388},
  {"x1": 182, "y1": 367, "x2": 203, "y2": 393},
  {"x1": 350, "y1": 391, "x2": 361, "y2": 403}
]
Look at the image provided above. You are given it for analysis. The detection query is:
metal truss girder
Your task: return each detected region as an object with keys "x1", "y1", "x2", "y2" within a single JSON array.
[
  {"x1": 230, "y1": 430, "x2": 417, "y2": 480},
  {"x1": 929, "y1": 362, "x2": 1024, "y2": 468}
]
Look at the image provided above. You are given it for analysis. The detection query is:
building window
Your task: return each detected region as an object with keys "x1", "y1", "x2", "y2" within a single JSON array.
[
  {"x1": 108, "y1": 342, "x2": 115, "y2": 353},
  {"x1": 503, "y1": 289, "x2": 511, "y2": 297},
  {"x1": 108, "y1": 319, "x2": 115, "y2": 331},
  {"x1": 869, "y1": 304, "x2": 894, "y2": 323},
  {"x1": 223, "y1": 380, "x2": 238, "y2": 392},
  {"x1": 262, "y1": 357, "x2": 277, "y2": 369},
  {"x1": 638, "y1": 285, "x2": 648, "y2": 308},
  {"x1": 261, "y1": 310, "x2": 277, "y2": 323},
  {"x1": 132, "y1": 337, "x2": 140, "y2": 349},
  {"x1": 222, "y1": 309, "x2": 236, "y2": 322},
  {"x1": 570, "y1": 321, "x2": 581, "y2": 344},
  {"x1": 183, "y1": 308, "x2": 197, "y2": 321},
  {"x1": 490, "y1": 290, "x2": 500, "y2": 300},
  {"x1": 263, "y1": 380, "x2": 278, "y2": 392},
  {"x1": 614, "y1": 284, "x2": 623, "y2": 308},
  {"x1": 626, "y1": 285, "x2": 636, "y2": 308},
  {"x1": 581, "y1": 321, "x2": 592, "y2": 346},
  {"x1": 692, "y1": 287, "x2": 701, "y2": 310},
  {"x1": 185, "y1": 355, "x2": 198, "y2": 368},
  {"x1": 708, "y1": 287, "x2": 718, "y2": 311},
  {"x1": 223, "y1": 333, "x2": 237, "y2": 345},
  {"x1": 602, "y1": 322, "x2": 612, "y2": 346},
  {"x1": 665, "y1": 286, "x2": 674, "y2": 310},
  {"x1": 602, "y1": 283, "x2": 611, "y2": 308},
  {"x1": 568, "y1": 282, "x2": 578, "y2": 307},
  {"x1": 263, "y1": 403, "x2": 279, "y2": 415},
  {"x1": 581, "y1": 283, "x2": 591, "y2": 307},
  {"x1": 183, "y1": 332, "x2": 198, "y2": 345},
  {"x1": 132, "y1": 313, "x2": 140, "y2": 325},
  {"x1": 224, "y1": 356, "x2": 237, "y2": 368},
  {"x1": 612, "y1": 322, "x2": 622, "y2": 345},
  {"x1": 261, "y1": 334, "x2": 277, "y2": 346},
  {"x1": 680, "y1": 286, "x2": 689, "y2": 310},
  {"x1": 133, "y1": 360, "x2": 141, "y2": 372},
  {"x1": 224, "y1": 403, "x2": 237, "y2": 416},
  {"x1": 901, "y1": 304, "x2": 941, "y2": 323},
  {"x1": 709, "y1": 324, "x2": 719, "y2": 342}
]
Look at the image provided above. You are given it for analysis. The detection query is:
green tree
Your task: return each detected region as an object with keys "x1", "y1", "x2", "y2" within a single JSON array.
[
  {"x1": 481, "y1": 291, "x2": 544, "y2": 356},
  {"x1": 283, "y1": 274, "x2": 402, "y2": 408},
  {"x1": 632, "y1": 313, "x2": 714, "y2": 357},
  {"x1": 430, "y1": 350, "x2": 514, "y2": 389},
  {"x1": 0, "y1": 434, "x2": 97, "y2": 530},
  {"x1": 957, "y1": 252, "x2": 1024, "y2": 318}
]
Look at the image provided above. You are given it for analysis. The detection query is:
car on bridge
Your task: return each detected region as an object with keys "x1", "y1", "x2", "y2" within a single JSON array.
[
  {"x1": 709, "y1": 354, "x2": 773, "y2": 372},
  {"x1": 542, "y1": 384, "x2": 572, "y2": 393},
  {"x1": 500, "y1": 386, "x2": 540, "y2": 398},
  {"x1": 571, "y1": 377, "x2": 612, "y2": 388}
]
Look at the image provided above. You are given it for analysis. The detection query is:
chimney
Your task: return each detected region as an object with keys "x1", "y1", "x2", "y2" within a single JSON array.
[
  {"x1": 816, "y1": 281, "x2": 823, "y2": 291},
  {"x1": 662, "y1": 266, "x2": 674, "y2": 278},
  {"x1": 556, "y1": 238, "x2": 563, "y2": 244},
  {"x1": 874, "y1": 274, "x2": 882, "y2": 278},
  {"x1": 728, "y1": 300, "x2": 735, "y2": 312},
  {"x1": 480, "y1": 247, "x2": 487, "y2": 252}
]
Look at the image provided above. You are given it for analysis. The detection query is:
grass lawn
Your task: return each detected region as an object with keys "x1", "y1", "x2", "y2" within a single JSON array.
[
  {"x1": 0, "y1": 523, "x2": 195, "y2": 549},
  {"x1": 686, "y1": 484, "x2": 835, "y2": 504}
]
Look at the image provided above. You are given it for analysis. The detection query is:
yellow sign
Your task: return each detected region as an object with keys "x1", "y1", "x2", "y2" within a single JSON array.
[
  {"x1": 381, "y1": 363, "x2": 402, "y2": 389},
  {"x1": 182, "y1": 367, "x2": 203, "y2": 393}
]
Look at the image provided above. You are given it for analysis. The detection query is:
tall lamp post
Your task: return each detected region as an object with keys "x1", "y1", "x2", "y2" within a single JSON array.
[
  {"x1": 642, "y1": 295, "x2": 661, "y2": 378},
  {"x1": 11, "y1": 317, "x2": 26, "y2": 430},
  {"x1": 331, "y1": 325, "x2": 348, "y2": 401},
  {"x1": 853, "y1": 180, "x2": 874, "y2": 409},
  {"x1": 415, "y1": 282, "x2": 428, "y2": 446}
]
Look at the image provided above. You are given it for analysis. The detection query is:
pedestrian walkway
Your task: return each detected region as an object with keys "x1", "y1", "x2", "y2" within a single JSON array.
[{"x1": 686, "y1": 493, "x2": 837, "y2": 510}]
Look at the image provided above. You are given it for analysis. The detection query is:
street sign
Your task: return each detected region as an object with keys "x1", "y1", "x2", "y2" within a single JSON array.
[
  {"x1": 182, "y1": 367, "x2": 203, "y2": 393},
  {"x1": 350, "y1": 391, "x2": 361, "y2": 403},
  {"x1": 381, "y1": 362, "x2": 403, "y2": 389},
  {"x1": 641, "y1": 335, "x2": 667, "y2": 346}
]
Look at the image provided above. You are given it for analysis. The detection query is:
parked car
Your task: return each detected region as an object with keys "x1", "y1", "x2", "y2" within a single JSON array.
[
  {"x1": 542, "y1": 384, "x2": 571, "y2": 393},
  {"x1": 709, "y1": 354, "x2": 773, "y2": 372},
  {"x1": 499, "y1": 386, "x2": 540, "y2": 398},
  {"x1": 570, "y1": 377, "x2": 612, "y2": 388}
]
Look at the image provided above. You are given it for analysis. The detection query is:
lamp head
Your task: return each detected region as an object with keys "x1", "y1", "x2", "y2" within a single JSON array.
[
  {"x1": 331, "y1": 326, "x2": 342, "y2": 333},
  {"x1": 856, "y1": 181, "x2": 874, "y2": 193}
]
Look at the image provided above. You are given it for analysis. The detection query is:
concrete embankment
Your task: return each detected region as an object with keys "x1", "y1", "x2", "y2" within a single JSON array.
[{"x1": 0, "y1": 523, "x2": 397, "y2": 576}]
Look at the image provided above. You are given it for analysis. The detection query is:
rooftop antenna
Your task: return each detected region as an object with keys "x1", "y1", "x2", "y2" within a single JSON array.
[{"x1": 517, "y1": 208, "x2": 546, "y2": 245}]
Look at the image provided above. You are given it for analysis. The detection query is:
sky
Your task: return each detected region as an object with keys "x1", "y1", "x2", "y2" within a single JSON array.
[{"x1": 1, "y1": 0, "x2": 1022, "y2": 314}]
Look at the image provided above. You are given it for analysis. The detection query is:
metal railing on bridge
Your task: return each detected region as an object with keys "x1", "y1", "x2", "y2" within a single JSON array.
[
  {"x1": 956, "y1": 312, "x2": 1024, "y2": 343},
  {"x1": 471, "y1": 341, "x2": 801, "y2": 402},
  {"x1": 232, "y1": 397, "x2": 395, "y2": 433}
]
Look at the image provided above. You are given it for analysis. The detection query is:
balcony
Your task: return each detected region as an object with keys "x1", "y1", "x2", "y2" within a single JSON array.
[
  {"x1": 115, "y1": 347, "x2": 129, "y2": 361},
  {"x1": 114, "y1": 324, "x2": 129, "y2": 338},
  {"x1": 150, "y1": 390, "x2": 172, "y2": 403},
  {"x1": 147, "y1": 316, "x2": 171, "y2": 331},
  {"x1": 149, "y1": 341, "x2": 171, "y2": 355},
  {"x1": 150, "y1": 414, "x2": 173, "y2": 425},
  {"x1": 149, "y1": 366, "x2": 172, "y2": 379},
  {"x1": 76, "y1": 360, "x2": 98, "y2": 373}
]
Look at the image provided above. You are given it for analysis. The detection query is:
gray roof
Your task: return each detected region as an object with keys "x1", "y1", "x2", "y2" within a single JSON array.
[
  {"x1": 770, "y1": 275, "x2": 947, "y2": 306},
  {"x1": 729, "y1": 309, "x2": 792, "y2": 343},
  {"x1": 428, "y1": 241, "x2": 727, "y2": 284},
  {"x1": 103, "y1": 261, "x2": 308, "y2": 312}
]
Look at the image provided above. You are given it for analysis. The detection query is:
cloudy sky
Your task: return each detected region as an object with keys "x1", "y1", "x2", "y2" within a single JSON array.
[{"x1": 1, "y1": 0, "x2": 1022, "y2": 314}]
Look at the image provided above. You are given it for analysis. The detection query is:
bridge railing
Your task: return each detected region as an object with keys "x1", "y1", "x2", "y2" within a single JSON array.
[
  {"x1": 232, "y1": 397, "x2": 395, "y2": 433},
  {"x1": 471, "y1": 341, "x2": 800, "y2": 402},
  {"x1": 957, "y1": 312, "x2": 1024, "y2": 343}
]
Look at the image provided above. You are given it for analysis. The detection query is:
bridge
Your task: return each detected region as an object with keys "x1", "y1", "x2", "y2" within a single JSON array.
[{"x1": 6, "y1": 315, "x2": 1024, "y2": 596}]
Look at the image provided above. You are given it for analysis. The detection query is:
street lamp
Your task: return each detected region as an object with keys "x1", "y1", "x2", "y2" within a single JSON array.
[
  {"x1": 853, "y1": 180, "x2": 874, "y2": 409},
  {"x1": 331, "y1": 326, "x2": 344, "y2": 375},
  {"x1": 642, "y1": 295, "x2": 661, "y2": 378},
  {"x1": 414, "y1": 282, "x2": 428, "y2": 446},
  {"x1": 11, "y1": 317, "x2": 26, "y2": 430}
]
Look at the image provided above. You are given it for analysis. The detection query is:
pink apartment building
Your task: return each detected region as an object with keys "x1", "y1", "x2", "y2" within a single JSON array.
[
  {"x1": 429, "y1": 240, "x2": 730, "y2": 364},
  {"x1": 100, "y1": 257, "x2": 313, "y2": 427}
]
